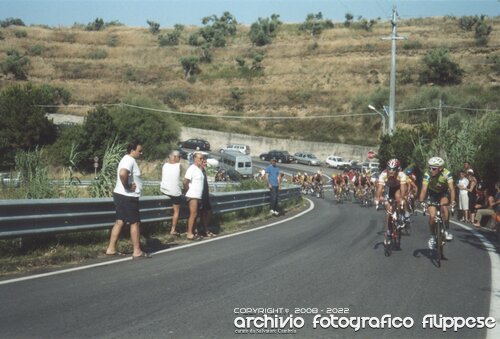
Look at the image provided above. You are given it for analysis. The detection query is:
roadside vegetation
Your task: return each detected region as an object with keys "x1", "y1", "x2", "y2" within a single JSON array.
[{"x1": 0, "y1": 13, "x2": 498, "y2": 273}]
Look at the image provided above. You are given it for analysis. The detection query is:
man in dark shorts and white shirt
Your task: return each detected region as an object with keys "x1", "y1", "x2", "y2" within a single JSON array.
[
  {"x1": 106, "y1": 142, "x2": 151, "y2": 258},
  {"x1": 161, "y1": 150, "x2": 183, "y2": 237}
]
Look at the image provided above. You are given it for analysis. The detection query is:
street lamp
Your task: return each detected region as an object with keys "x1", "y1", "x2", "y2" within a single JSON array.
[{"x1": 368, "y1": 105, "x2": 387, "y2": 135}]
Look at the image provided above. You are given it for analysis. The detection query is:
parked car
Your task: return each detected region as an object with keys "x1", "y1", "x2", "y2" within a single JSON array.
[
  {"x1": 219, "y1": 144, "x2": 250, "y2": 155},
  {"x1": 325, "y1": 155, "x2": 350, "y2": 169},
  {"x1": 259, "y1": 150, "x2": 294, "y2": 163},
  {"x1": 363, "y1": 162, "x2": 380, "y2": 172},
  {"x1": 293, "y1": 152, "x2": 321, "y2": 166},
  {"x1": 178, "y1": 138, "x2": 211, "y2": 151}
]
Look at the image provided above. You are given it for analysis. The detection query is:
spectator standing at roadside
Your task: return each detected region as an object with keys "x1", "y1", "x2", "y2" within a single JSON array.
[
  {"x1": 183, "y1": 152, "x2": 205, "y2": 240},
  {"x1": 160, "y1": 150, "x2": 183, "y2": 237},
  {"x1": 467, "y1": 169, "x2": 478, "y2": 223},
  {"x1": 106, "y1": 142, "x2": 151, "y2": 258},
  {"x1": 265, "y1": 158, "x2": 281, "y2": 216},
  {"x1": 199, "y1": 157, "x2": 215, "y2": 237},
  {"x1": 457, "y1": 170, "x2": 470, "y2": 222}
]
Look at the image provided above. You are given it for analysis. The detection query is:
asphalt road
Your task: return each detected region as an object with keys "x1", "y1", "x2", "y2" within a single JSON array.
[{"x1": 0, "y1": 193, "x2": 498, "y2": 339}]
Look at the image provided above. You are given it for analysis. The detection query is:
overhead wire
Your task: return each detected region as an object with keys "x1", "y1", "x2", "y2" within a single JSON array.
[{"x1": 38, "y1": 102, "x2": 498, "y2": 120}]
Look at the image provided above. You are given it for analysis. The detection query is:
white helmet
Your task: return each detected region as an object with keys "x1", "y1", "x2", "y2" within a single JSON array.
[{"x1": 428, "y1": 157, "x2": 444, "y2": 167}]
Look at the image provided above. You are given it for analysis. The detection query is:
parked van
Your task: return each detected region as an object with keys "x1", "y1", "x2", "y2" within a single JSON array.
[
  {"x1": 219, "y1": 151, "x2": 253, "y2": 178},
  {"x1": 219, "y1": 144, "x2": 250, "y2": 155}
]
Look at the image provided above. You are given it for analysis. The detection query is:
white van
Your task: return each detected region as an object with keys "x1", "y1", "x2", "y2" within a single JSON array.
[
  {"x1": 219, "y1": 144, "x2": 250, "y2": 155},
  {"x1": 219, "y1": 151, "x2": 253, "y2": 178}
]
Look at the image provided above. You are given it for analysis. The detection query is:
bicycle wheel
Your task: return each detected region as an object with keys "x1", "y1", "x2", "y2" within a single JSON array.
[
  {"x1": 436, "y1": 221, "x2": 444, "y2": 267},
  {"x1": 384, "y1": 219, "x2": 393, "y2": 257},
  {"x1": 393, "y1": 225, "x2": 401, "y2": 251}
]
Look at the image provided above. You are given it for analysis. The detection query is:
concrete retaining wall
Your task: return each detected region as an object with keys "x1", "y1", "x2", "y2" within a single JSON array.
[
  {"x1": 181, "y1": 127, "x2": 378, "y2": 162},
  {"x1": 47, "y1": 114, "x2": 378, "y2": 162}
]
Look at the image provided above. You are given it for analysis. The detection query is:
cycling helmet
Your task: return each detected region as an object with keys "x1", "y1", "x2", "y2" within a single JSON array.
[
  {"x1": 428, "y1": 157, "x2": 444, "y2": 167},
  {"x1": 387, "y1": 158, "x2": 400, "y2": 170},
  {"x1": 404, "y1": 167, "x2": 413, "y2": 175}
]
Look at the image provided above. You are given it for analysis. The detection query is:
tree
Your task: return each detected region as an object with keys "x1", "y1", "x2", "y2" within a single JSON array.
[
  {"x1": 180, "y1": 55, "x2": 200, "y2": 79},
  {"x1": 194, "y1": 12, "x2": 238, "y2": 48},
  {"x1": 0, "y1": 17, "x2": 25, "y2": 28},
  {"x1": 147, "y1": 20, "x2": 160, "y2": 34},
  {"x1": 419, "y1": 48, "x2": 463, "y2": 85},
  {"x1": 299, "y1": 12, "x2": 334, "y2": 36},
  {"x1": 109, "y1": 96, "x2": 180, "y2": 161},
  {"x1": 249, "y1": 15, "x2": 282, "y2": 46},
  {"x1": 475, "y1": 18, "x2": 492, "y2": 46},
  {"x1": 0, "y1": 84, "x2": 58, "y2": 169},
  {"x1": 344, "y1": 13, "x2": 354, "y2": 27},
  {"x1": 458, "y1": 16, "x2": 478, "y2": 31},
  {"x1": 77, "y1": 106, "x2": 118, "y2": 171},
  {"x1": 86, "y1": 18, "x2": 105, "y2": 31},
  {"x1": 158, "y1": 24, "x2": 184, "y2": 46}
]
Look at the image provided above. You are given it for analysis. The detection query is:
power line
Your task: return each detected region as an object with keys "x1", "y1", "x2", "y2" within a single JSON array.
[{"x1": 38, "y1": 103, "x2": 499, "y2": 121}]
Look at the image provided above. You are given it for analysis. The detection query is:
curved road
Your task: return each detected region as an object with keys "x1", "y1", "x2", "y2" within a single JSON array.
[{"x1": 0, "y1": 194, "x2": 498, "y2": 338}]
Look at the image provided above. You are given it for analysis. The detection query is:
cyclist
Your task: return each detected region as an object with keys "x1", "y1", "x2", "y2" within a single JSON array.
[
  {"x1": 419, "y1": 157, "x2": 456, "y2": 249},
  {"x1": 332, "y1": 172, "x2": 345, "y2": 201},
  {"x1": 376, "y1": 159, "x2": 408, "y2": 244},
  {"x1": 313, "y1": 170, "x2": 324, "y2": 196},
  {"x1": 404, "y1": 168, "x2": 418, "y2": 217}
]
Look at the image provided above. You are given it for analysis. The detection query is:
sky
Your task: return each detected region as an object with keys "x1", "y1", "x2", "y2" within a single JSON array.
[{"x1": 1, "y1": 0, "x2": 499, "y2": 28}]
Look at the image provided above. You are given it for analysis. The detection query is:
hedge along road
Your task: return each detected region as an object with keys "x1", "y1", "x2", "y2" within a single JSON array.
[{"x1": 0, "y1": 194, "x2": 498, "y2": 338}]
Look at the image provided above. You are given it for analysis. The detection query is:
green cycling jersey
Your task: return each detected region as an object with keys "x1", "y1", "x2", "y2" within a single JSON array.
[{"x1": 422, "y1": 168, "x2": 453, "y2": 193}]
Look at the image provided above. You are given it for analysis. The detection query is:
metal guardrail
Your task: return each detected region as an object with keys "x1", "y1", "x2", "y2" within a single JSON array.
[{"x1": 0, "y1": 186, "x2": 301, "y2": 238}]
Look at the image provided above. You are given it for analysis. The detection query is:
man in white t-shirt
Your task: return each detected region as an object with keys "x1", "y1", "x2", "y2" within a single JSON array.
[
  {"x1": 183, "y1": 151, "x2": 205, "y2": 240},
  {"x1": 106, "y1": 142, "x2": 151, "y2": 258},
  {"x1": 161, "y1": 150, "x2": 183, "y2": 237}
]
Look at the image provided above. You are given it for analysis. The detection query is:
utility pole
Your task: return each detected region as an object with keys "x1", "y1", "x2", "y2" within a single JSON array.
[{"x1": 382, "y1": 6, "x2": 405, "y2": 135}]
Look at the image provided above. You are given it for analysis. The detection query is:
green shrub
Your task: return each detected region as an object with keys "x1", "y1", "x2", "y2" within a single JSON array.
[
  {"x1": 419, "y1": 48, "x2": 463, "y2": 85},
  {"x1": 0, "y1": 17, "x2": 25, "y2": 27},
  {"x1": 1, "y1": 49, "x2": 30, "y2": 79},
  {"x1": 106, "y1": 35, "x2": 119, "y2": 47},
  {"x1": 14, "y1": 30, "x2": 28, "y2": 38},
  {"x1": 88, "y1": 49, "x2": 108, "y2": 59},
  {"x1": 28, "y1": 44, "x2": 44, "y2": 56},
  {"x1": 147, "y1": 20, "x2": 160, "y2": 34},
  {"x1": 402, "y1": 40, "x2": 422, "y2": 50}
]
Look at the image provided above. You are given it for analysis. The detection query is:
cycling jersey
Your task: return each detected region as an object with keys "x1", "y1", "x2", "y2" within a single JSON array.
[
  {"x1": 378, "y1": 170, "x2": 407, "y2": 188},
  {"x1": 422, "y1": 168, "x2": 453, "y2": 193}
]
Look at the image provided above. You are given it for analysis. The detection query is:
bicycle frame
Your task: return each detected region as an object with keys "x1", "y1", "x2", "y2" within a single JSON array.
[
  {"x1": 424, "y1": 201, "x2": 446, "y2": 267},
  {"x1": 384, "y1": 199, "x2": 403, "y2": 256}
]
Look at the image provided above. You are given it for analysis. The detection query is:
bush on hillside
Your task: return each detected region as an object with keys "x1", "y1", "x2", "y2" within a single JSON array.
[
  {"x1": 419, "y1": 48, "x2": 463, "y2": 85},
  {"x1": 249, "y1": 14, "x2": 282, "y2": 46},
  {"x1": 1, "y1": 49, "x2": 30, "y2": 80}
]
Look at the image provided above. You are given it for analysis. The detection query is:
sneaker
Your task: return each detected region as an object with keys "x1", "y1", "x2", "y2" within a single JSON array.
[
  {"x1": 270, "y1": 210, "x2": 276, "y2": 215},
  {"x1": 384, "y1": 238, "x2": 391, "y2": 246},
  {"x1": 428, "y1": 236, "x2": 436, "y2": 250},
  {"x1": 445, "y1": 231, "x2": 453, "y2": 241},
  {"x1": 273, "y1": 210, "x2": 279, "y2": 216}
]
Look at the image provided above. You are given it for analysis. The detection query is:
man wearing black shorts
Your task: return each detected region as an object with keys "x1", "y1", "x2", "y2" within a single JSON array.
[{"x1": 106, "y1": 142, "x2": 151, "y2": 259}]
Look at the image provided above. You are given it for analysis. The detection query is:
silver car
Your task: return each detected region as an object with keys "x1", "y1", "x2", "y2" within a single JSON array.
[{"x1": 293, "y1": 152, "x2": 321, "y2": 166}]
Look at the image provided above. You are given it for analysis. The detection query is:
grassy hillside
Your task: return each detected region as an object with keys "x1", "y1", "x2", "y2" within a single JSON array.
[{"x1": 1, "y1": 16, "x2": 499, "y2": 145}]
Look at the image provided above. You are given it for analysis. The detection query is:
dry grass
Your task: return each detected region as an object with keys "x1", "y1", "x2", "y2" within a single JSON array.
[{"x1": 1, "y1": 16, "x2": 499, "y2": 142}]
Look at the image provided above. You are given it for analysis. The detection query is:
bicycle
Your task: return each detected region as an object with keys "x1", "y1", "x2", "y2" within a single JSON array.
[
  {"x1": 383, "y1": 199, "x2": 405, "y2": 256},
  {"x1": 423, "y1": 201, "x2": 452, "y2": 268},
  {"x1": 314, "y1": 183, "x2": 324, "y2": 199},
  {"x1": 334, "y1": 185, "x2": 344, "y2": 204},
  {"x1": 406, "y1": 193, "x2": 417, "y2": 216}
]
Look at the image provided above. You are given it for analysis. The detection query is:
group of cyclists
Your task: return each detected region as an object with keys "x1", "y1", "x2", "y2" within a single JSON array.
[{"x1": 292, "y1": 156, "x2": 456, "y2": 256}]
